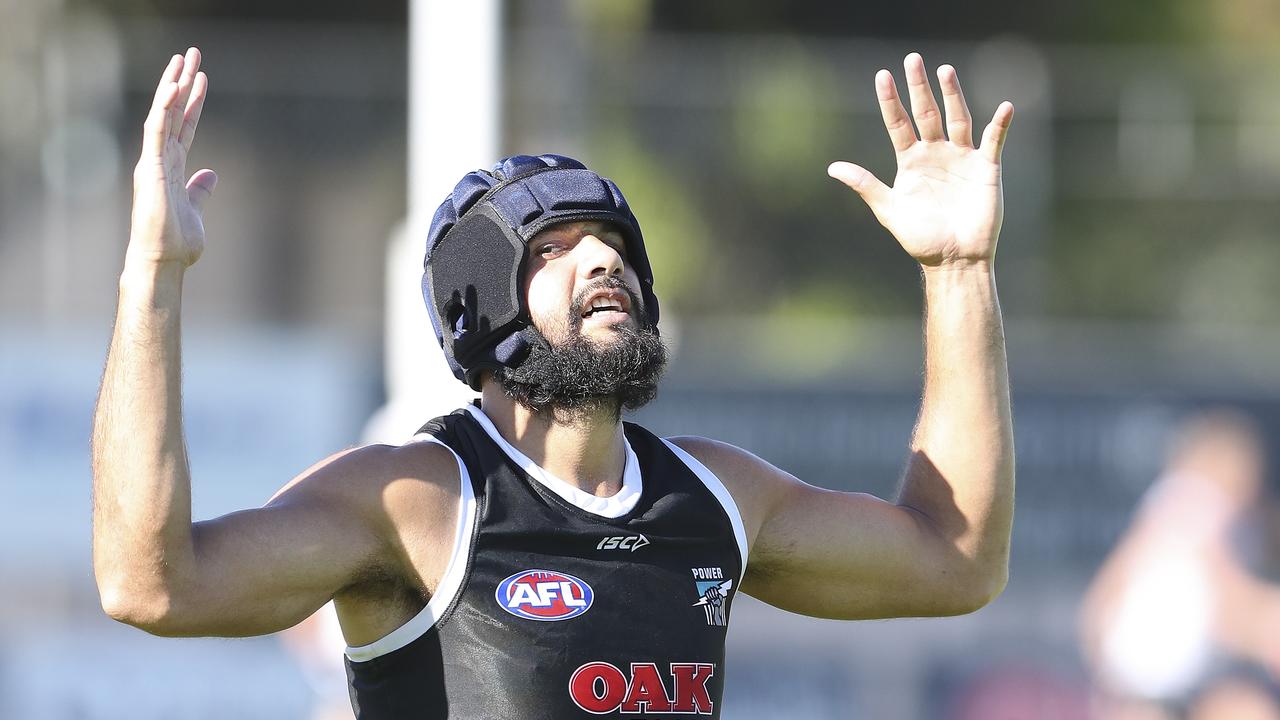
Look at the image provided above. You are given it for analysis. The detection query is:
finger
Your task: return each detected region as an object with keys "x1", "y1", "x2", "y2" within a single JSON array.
[
  {"x1": 875, "y1": 69, "x2": 916, "y2": 154},
  {"x1": 827, "y1": 161, "x2": 891, "y2": 215},
  {"x1": 149, "y1": 54, "x2": 183, "y2": 107},
  {"x1": 978, "y1": 101, "x2": 1015, "y2": 163},
  {"x1": 143, "y1": 83, "x2": 180, "y2": 158},
  {"x1": 904, "y1": 53, "x2": 944, "y2": 142},
  {"x1": 142, "y1": 55, "x2": 182, "y2": 156},
  {"x1": 186, "y1": 169, "x2": 218, "y2": 213},
  {"x1": 171, "y1": 47, "x2": 201, "y2": 142},
  {"x1": 937, "y1": 64, "x2": 973, "y2": 148},
  {"x1": 179, "y1": 71, "x2": 208, "y2": 150}
]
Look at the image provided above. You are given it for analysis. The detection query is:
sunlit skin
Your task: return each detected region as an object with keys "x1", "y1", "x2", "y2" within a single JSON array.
[
  {"x1": 125, "y1": 49, "x2": 215, "y2": 270},
  {"x1": 92, "y1": 47, "x2": 1014, "y2": 656},
  {"x1": 522, "y1": 220, "x2": 645, "y2": 344}
]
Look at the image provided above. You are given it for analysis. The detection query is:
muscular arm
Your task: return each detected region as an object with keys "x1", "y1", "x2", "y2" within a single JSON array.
[
  {"x1": 92, "y1": 48, "x2": 211, "y2": 630},
  {"x1": 677, "y1": 54, "x2": 1015, "y2": 620},
  {"x1": 92, "y1": 259, "x2": 195, "y2": 630},
  {"x1": 899, "y1": 262, "x2": 1012, "y2": 604},
  {"x1": 883, "y1": 54, "x2": 1016, "y2": 610},
  {"x1": 91, "y1": 49, "x2": 454, "y2": 638}
]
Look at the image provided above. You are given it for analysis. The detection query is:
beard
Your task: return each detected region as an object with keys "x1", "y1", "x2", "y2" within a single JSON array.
[{"x1": 495, "y1": 277, "x2": 667, "y2": 420}]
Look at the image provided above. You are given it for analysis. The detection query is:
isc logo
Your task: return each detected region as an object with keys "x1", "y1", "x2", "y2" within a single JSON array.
[
  {"x1": 597, "y1": 534, "x2": 650, "y2": 552},
  {"x1": 569, "y1": 661, "x2": 715, "y2": 715},
  {"x1": 495, "y1": 570, "x2": 594, "y2": 621}
]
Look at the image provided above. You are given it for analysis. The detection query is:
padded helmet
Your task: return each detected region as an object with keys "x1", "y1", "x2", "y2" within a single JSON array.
[{"x1": 423, "y1": 154, "x2": 660, "y2": 390}]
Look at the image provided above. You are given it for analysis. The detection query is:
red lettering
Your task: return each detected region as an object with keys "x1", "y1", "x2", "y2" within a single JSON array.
[
  {"x1": 671, "y1": 663, "x2": 715, "y2": 714},
  {"x1": 569, "y1": 661, "x2": 716, "y2": 715},
  {"x1": 621, "y1": 663, "x2": 673, "y2": 713},
  {"x1": 569, "y1": 662, "x2": 627, "y2": 714}
]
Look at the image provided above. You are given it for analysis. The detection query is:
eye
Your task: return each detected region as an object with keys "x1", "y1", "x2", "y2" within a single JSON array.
[
  {"x1": 604, "y1": 237, "x2": 628, "y2": 260},
  {"x1": 535, "y1": 242, "x2": 565, "y2": 258}
]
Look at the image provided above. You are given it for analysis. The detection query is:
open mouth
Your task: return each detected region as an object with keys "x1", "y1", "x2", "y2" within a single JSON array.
[{"x1": 580, "y1": 291, "x2": 630, "y2": 318}]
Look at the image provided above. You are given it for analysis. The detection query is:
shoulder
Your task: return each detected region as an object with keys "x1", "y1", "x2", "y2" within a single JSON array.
[
  {"x1": 269, "y1": 439, "x2": 463, "y2": 536},
  {"x1": 664, "y1": 435, "x2": 797, "y2": 546},
  {"x1": 665, "y1": 436, "x2": 794, "y2": 492},
  {"x1": 281, "y1": 439, "x2": 467, "y2": 598}
]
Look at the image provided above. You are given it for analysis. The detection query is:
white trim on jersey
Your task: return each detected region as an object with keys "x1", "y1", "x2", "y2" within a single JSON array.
[
  {"x1": 345, "y1": 434, "x2": 477, "y2": 663},
  {"x1": 463, "y1": 404, "x2": 643, "y2": 519},
  {"x1": 660, "y1": 439, "x2": 750, "y2": 583}
]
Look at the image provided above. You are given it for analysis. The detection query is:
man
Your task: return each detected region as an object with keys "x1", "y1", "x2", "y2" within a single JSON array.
[
  {"x1": 92, "y1": 47, "x2": 1015, "y2": 718},
  {"x1": 1080, "y1": 410, "x2": 1280, "y2": 719}
]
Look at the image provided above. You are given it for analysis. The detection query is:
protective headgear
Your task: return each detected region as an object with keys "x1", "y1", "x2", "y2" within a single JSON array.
[{"x1": 423, "y1": 154, "x2": 660, "y2": 390}]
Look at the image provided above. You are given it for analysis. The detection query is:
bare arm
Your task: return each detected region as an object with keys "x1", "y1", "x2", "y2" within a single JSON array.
[
  {"x1": 899, "y1": 260, "x2": 1013, "y2": 609},
  {"x1": 92, "y1": 47, "x2": 215, "y2": 628},
  {"x1": 678, "y1": 53, "x2": 1015, "y2": 620},
  {"x1": 91, "y1": 49, "x2": 447, "y2": 637}
]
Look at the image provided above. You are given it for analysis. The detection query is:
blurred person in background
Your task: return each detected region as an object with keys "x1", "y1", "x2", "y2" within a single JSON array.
[
  {"x1": 92, "y1": 46, "x2": 1015, "y2": 718},
  {"x1": 1080, "y1": 409, "x2": 1280, "y2": 720}
]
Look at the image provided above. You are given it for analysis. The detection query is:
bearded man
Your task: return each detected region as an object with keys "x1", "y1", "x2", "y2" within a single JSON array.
[{"x1": 92, "y1": 47, "x2": 1015, "y2": 719}]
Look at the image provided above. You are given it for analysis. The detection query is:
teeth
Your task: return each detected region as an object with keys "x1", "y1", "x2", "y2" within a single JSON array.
[{"x1": 587, "y1": 296, "x2": 622, "y2": 315}]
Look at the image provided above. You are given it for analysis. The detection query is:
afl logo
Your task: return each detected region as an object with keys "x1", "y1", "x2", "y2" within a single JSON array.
[{"x1": 496, "y1": 569, "x2": 594, "y2": 621}]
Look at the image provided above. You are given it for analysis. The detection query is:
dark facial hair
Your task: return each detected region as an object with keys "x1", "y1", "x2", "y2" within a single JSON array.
[{"x1": 495, "y1": 276, "x2": 667, "y2": 419}]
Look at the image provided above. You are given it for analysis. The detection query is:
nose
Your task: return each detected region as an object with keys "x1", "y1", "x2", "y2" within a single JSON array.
[{"x1": 576, "y1": 233, "x2": 624, "y2": 280}]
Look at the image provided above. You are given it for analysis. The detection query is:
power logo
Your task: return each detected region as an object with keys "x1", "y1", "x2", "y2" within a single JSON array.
[{"x1": 569, "y1": 662, "x2": 715, "y2": 715}]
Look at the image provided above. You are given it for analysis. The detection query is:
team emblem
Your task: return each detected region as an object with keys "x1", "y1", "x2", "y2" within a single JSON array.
[
  {"x1": 496, "y1": 569, "x2": 594, "y2": 621},
  {"x1": 690, "y1": 567, "x2": 732, "y2": 627}
]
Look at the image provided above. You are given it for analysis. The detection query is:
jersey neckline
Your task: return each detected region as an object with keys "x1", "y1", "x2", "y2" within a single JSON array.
[{"x1": 463, "y1": 404, "x2": 643, "y2": 519}]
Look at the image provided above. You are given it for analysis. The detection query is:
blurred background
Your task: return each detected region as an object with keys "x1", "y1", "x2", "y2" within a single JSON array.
[{"x1": 2, "y1": 0, "x2": 1280, "y2": 718}]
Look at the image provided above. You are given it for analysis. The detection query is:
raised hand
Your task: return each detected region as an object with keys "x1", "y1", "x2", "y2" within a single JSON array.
[
  {"x1": 127, "y1": 47, "x2": 216, "y2": 269},
  {"x1": 829, "y1": 53, "x2": 1013, "y2": 268}
]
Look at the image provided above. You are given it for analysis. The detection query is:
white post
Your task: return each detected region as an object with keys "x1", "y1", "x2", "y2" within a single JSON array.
[{"x1": 363, "y1": 0, "x2": 502, "y2": 444}]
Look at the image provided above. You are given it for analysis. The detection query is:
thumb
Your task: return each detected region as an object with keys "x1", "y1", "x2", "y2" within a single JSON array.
[
  {"x1": 186, "y1": 168, "x2": 218, "y2": 212},
  {"x1": 827, "y1": 161, "x2": 890, "y2": 214}
]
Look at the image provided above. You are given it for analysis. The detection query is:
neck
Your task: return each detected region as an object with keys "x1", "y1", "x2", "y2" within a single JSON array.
[{"x1": 479, "y1": 384, "x2": 627, "y2": 498}]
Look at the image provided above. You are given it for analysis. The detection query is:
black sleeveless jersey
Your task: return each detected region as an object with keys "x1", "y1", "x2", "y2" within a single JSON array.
[{"x1": 343, "y1": 405, "x2": 748, "y2": 719}]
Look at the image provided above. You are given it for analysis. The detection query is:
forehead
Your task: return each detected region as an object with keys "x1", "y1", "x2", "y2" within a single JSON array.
[{"x1": 530, "y1": 220, "x2": 624, "y2": 242}]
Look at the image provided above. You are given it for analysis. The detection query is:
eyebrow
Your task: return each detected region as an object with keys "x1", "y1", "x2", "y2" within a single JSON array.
[
  {"x1": 542, "y1": 222, "x2": 624, "y2": 241},
  {"x1": 531, "y1": 223, "x2": 628, "y2": 257}
]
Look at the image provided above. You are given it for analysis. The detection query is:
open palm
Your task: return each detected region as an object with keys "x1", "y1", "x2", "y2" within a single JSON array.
[
  {"x1": 128, "y1": 48, "x2": 216, "y2": 269},
  {"x1": 829, "y1": 53, "x2": 1013, "y2": 267}
]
